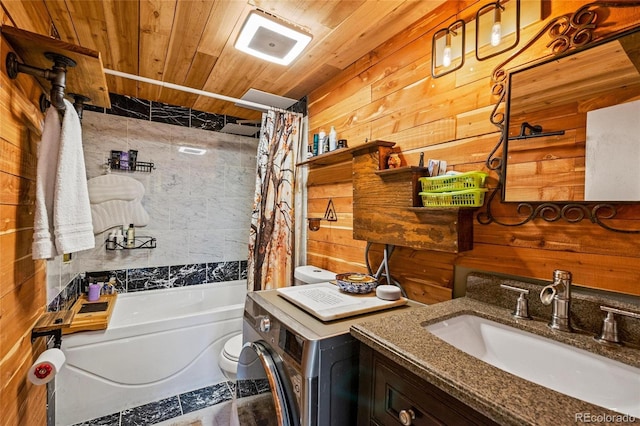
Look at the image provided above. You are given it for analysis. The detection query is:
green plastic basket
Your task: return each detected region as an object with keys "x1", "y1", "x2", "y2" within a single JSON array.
[
  {"x1": 418, "y1": 171, "x2": 487, "y2": 193},
  {"x1": 419, "y1": 188, "x2": 488, "y2": 208}
]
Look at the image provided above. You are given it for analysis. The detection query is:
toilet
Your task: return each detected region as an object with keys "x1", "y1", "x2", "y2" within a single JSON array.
[
  {"x1": 217, "y1": 265, "x2": 337, "y2": 380},
  {"x1": 217, "y1": 333, "x2": 243, "y2": 381}
]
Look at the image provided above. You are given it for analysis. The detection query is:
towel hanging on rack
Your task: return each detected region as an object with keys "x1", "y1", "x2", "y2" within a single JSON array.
[
  {"x1": 32, "y1": 105, "x2": 62, "y2": 259},
  {"x1": 32, "y1": 99, "x2": 95, "y2": 259}
]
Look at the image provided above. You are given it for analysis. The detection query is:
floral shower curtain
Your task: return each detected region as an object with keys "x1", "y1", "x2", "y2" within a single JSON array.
[{"x1": 247, "y1": 108, "x2": 302, "y2": 291}]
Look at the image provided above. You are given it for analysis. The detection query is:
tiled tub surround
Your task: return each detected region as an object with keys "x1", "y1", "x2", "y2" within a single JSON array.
[
  {"x1": 47, "y1": 260, "x2": 247, "y2": 311},
  {"x1": 56, "y1": 280, "x2": 246, "y2": 425},
  {"x1": 46, "y1": 93, "x2": 258, "y2": 305},
  {"x1": 351, "y1": 273, "x2": 640, "y2": 426}
]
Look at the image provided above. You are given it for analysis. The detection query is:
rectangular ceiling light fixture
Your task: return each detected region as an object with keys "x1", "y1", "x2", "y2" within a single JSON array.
[
  {"x1": 235, "y1": 10, "x2": 312, "y2": 66},
  {"x1": 178, "y1": 146, "x2": 206, "y2": 155}
]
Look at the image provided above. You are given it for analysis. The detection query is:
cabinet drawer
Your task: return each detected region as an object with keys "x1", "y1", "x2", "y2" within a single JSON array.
[{"x1": 358, "y1": 345, "x2": 498, "y2": 426}]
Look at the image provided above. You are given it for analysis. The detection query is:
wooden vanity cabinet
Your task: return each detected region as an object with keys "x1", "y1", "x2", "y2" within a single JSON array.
[{"x1": 357, "y1": 344, "x2": 498, "y2": 426}]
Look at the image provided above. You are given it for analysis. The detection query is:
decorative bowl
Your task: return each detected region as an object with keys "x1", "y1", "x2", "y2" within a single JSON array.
[{"x1": 335, "y1": 273, "x2": 378, "y2": 294}]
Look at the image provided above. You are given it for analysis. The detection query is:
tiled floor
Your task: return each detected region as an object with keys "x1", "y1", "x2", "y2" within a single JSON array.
[{"x1": 70, "y1": 380, "x2": 248, "y2": 426}]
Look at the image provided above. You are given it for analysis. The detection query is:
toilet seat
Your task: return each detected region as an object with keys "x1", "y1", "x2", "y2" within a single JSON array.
[{"x1": 222, "y1": 333, "x2": 243, "y2": 362}]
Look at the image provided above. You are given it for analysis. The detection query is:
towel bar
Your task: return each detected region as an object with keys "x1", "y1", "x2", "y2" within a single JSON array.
[{"x1": 6, "y1": 51, "x2": 75, "y2": 112}]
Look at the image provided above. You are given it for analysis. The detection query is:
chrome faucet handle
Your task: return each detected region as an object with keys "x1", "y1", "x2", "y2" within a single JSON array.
[
  {"x1": 500, "y1": 284, "x2": 532, "y2": 320},
  {"x1": 595, "y1": 305, "x2": 640, "y2": 345}
]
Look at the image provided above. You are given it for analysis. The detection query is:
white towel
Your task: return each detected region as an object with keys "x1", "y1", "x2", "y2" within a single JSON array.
[
  {"x1": 32, "y1": 107, "x2": 62, "y2": 259},
  {"x1": 53, "y1": 99, "x2": 95, "y2": 254},
  {"x1": 32, "y1": 100, "x2": 95, "y2": 259}
]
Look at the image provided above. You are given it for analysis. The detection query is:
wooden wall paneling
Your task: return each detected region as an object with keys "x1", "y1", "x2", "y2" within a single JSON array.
[
  {"x1": 0, "y1": 266, "x2": 46, "y2": 359},
  {"x1": 307, "y1": 179, "x2": 352, "y2": 197},
  {"x1": 307, "y1": 196, "x2": 354, "y2": 216},
  {"x1": 0, "y1": 172, "x2": 35, "y2": 206},
  {"x1": 1, "y1": 24, "x2": 48, "y2": 426},
  {"x1": 307, "y1": 240, "x2": 367, "y2": 272},
  {"x1": 0, "y1": 135, "x2": 37, "y2": 179},
  {"x1": 371, "y1": 116, "x2": 457, "y2": 150},
  {"x1": 308, "y1": 0, "x2": 640, "y2": 299},
  {"x1": 306, "y1": 0, "x2": 469, "y2": 115},
  {"x1": 0, "y1": 337, "x2": 47, "y2": 426},
  {"x1": 307, "y1": 162, "x2": 352, "y2": 186},
  {"x1": 367, "y1": 77, "x2": 495, "y2": 139},
  {"x1": 457, "y1": 242, "x2": 640, "y2": 295},
  {"x1": 456, "y1": 105, "x2": 499, "y2": 139},
  {"x1": 474, "y1": 218, "x2": 640, "y2": 258},
  {"x1": 308, "y1": 86, "x2": 372, "y2": 133},
  {"x1": 367, "y1": 244, "x2": 457, "y2": 304},
  {"x1": 307, "y1": 55, "x2": 378, "y2": 116}
]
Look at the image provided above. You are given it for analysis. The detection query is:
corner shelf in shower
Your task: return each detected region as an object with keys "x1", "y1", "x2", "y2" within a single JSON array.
[
  {"x1": 1, "y1": 26, "x2": 111, "y2": 109},
  {"x1": 106, "y1": 236, "x2": 156, "y2": 251}
]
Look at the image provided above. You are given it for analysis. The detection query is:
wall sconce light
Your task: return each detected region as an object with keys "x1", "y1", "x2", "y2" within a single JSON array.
[
  {"x1": 475, "y1": 0, "x2": 520, "y2": 61},
  {"x1": 307, "y1": 198, "x2": 338, "y2": 232},
  {"x1": 431, "y1": 19, "x2": 465, "y2": 79}
]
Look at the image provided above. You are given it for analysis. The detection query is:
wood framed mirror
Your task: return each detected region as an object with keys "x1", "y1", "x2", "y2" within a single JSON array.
[
  {"x1": 478, "y1": 1, "x2": 640, "y2": 232},
  {"x1": 504, "y1": 28, "x2": 640, "y2": 202}
]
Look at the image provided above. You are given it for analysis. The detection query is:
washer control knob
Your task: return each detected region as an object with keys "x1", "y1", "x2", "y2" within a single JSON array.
[
  {"x1": 399, "y1": 409, "x2": 415, "y2": 425},
  {"x1": 259, "y1": 316, "x2": 271, "y2": 333}
]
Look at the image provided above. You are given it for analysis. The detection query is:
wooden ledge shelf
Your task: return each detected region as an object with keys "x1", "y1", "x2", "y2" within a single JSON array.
[
  {"x1": 32, "y1": 310, "x2": 74, "y2": 334},
  {"x1": 374, "y1": 166, "x2": 429, "y2": 177},
  {"x1": 297, "y1": 140, "x2": 395, "y2": 168},
  {"x1": 1, "y1": 26, "x2": 111, "y2": 108}
]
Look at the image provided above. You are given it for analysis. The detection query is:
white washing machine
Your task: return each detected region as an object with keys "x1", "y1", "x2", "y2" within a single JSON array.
[{"x1": 235, "y1": 286, "x2": 420, "y2": 426}]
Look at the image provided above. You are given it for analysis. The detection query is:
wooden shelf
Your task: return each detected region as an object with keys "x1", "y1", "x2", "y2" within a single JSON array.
[
  {"x1": 297, "y1": 140, "x2": 395, "y2": 168},
  {"x1": 32, "y1": 310, "x2": 74, "y2": 334},
  {"x1": 1, "y1": 26, "x2": 111, "y2": 108},
  {"x1": 376, "y1": 166, "x2": 430, "y2": 207},
  {"x1": 374, "y1": 166, "x2": 429, "y2": 177}
]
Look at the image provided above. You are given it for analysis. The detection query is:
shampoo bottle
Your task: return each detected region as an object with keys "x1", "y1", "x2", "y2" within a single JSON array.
[
  {"x1": 329, "y1": 126, "x2": 337, "y2": 151},
  {"x1": 318, "y1": 129, "x2": 326, "y2": 155},
  {"x1": 115, "y1": 228, "x2": 124, "y2": 248},
  {"x1": 126, "y1": 224, "x2": 135, "y2": 248}
]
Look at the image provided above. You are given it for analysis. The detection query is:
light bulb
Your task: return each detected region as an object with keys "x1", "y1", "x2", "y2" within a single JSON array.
[
  {"x1": 491, "y1": 21, "x2": 502, "y2": 46},
  {"x1": 442, "y1": 46, "x2": 452, "y2": 67},
  {"x1": 491, "y1": 4, "x2": 502, "y2": 47},
  {"x1": 442, "y1": 31, "x2": 452, "y2": 67}
]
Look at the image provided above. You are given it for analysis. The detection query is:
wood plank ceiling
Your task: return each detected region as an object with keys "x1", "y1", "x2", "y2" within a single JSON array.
[{"x1": 1, "y1": 0, "x2": 446, "y2": 120}]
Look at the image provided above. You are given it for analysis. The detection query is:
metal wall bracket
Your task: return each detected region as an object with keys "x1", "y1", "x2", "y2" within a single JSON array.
[
  {"x1": 6, "y1": 50, "x2": 76, "y2": 111},
  {"x1": 68, "y1": 92, "x2": 92, "y2": 120}
]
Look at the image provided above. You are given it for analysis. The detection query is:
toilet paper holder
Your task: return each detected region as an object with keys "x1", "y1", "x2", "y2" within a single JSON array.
[{"x1": 31, "y1": 310, "x2": 74, "y2": 348}]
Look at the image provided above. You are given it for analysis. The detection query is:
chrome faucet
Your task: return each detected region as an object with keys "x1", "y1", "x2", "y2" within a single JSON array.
[{"x1": 540, "y1": 270, "x2": 573, "y2": 332}]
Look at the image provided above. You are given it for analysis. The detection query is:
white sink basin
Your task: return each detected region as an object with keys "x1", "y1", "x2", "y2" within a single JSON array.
[{"x1": 426, "y1": 314, "x2": 640, "y2": 417}]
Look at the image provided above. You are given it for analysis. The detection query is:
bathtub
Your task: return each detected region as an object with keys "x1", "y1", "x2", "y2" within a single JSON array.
[{"x1": 56, "y1": 280, "x2": 247, "y2": 426}]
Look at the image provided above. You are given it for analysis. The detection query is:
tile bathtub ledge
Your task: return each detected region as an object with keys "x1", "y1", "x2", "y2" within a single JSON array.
[{"x1": 350, "y1": 297, "x2": 640, "y2": 426}]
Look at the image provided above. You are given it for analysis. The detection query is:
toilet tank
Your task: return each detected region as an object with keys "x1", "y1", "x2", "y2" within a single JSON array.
[{"x1": 294, "y1": 265, "x2": 336, "y2": 285}]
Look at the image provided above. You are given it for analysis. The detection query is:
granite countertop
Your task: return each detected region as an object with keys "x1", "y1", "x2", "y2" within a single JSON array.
[{"x1": 350, "y1": 297, "x2": 640, "y2": 426}]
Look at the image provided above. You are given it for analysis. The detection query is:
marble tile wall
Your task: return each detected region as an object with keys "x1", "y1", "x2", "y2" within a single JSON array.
[
  {"x1": 47, "y1": 93, "x2": 263, "y2": 304},
  {"x1": 47, "y1": 261, "x2": 247, "y2": 311}
]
